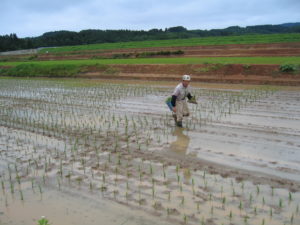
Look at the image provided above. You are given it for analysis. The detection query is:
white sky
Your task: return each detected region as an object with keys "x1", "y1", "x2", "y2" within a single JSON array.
[{"x1": 1, "y1": 0, "x2": 300, "y2": 38}]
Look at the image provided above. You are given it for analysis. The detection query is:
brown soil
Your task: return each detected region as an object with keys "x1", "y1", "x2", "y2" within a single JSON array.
[
  {"x1": 2, "y1": 43, "x2": 300, "y2": 60},
  {"x1": 80, "y1": 64, "x2": 300, "y2": 86},
  {"x1": 37, "y1": 43, "x2": 300, "y2": 59}
]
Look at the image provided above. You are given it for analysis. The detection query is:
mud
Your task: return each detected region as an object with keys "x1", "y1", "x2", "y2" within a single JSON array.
[
  {"x1": 77, "y1": 63, "x2": 300, "y2": 86},
  {"x1": 0, "y1": 78, "x2": 299, "y2": 225},
  {"x1": 34, "y1": 43, "x2": 300, "y2": 59}
]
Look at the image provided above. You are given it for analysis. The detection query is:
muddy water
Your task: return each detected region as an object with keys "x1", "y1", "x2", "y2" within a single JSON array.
[
  {"x1": 1, "y1": 185, "x2": 173, "y2": 225},
  {"x1": 169, "y1": 128, "x2": 190, "y2": 155},
  {"x1": 0, "y1": 78, "x2": 299, "y2": 225},
  {"x1": 186, "y1": 91, "x2": 300, "y2": 182}
]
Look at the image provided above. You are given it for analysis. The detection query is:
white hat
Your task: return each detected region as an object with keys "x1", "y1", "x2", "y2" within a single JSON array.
[{"x1": 182, "y1": 74, "x2": 191, "y2": 81}]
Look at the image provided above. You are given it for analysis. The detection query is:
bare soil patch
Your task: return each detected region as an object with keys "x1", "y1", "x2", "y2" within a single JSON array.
[{"x1": 80, "y1": 64, "x2": 300, "y2": 86}]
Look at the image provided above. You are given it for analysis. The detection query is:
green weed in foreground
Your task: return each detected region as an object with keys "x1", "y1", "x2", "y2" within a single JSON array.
[{"x1": 38, "y1": 216, "x2": 50, "y2": 225}]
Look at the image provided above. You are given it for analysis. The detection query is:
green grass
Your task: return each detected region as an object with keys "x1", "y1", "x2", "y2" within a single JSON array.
[
  {"x1": 38, "y1": 33, "x2": 300, "y2": 53},
  {"x1": 0, "y1": 64, "x2": 80, "y2": 77},
  {"x1": 1, "y1": 57, "x2": 300, "y2": 67},
  {"x1": 1, "y1": 56, "x2": 299, "y2": 77}
]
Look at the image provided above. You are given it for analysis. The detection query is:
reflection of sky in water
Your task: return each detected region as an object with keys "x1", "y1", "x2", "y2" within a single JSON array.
[{"x1": 187, "y1": 91, "x2": 300, "y2": 182}]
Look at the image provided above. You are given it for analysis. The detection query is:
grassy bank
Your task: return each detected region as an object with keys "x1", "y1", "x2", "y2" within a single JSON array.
[
  {"x1": 1, "y1": 56, "x2": 300, "y2": 67},
  {"x1": 38, "y1": 33, "x2": 300, "y2": 53},
  {"x1": 0, "y1": 64, "x2": 81, "y2": 77}
]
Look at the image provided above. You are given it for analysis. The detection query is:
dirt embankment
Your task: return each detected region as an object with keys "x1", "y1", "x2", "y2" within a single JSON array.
[
  {"x1": 37, "y1": 43, "x2": 300, "y2": 60},
  {"x1": 81, "y1": 64, "x2": 300, "y2": 86},
  {"x1": 2, "y1": 43, "x2": 300, "y2": 61}
]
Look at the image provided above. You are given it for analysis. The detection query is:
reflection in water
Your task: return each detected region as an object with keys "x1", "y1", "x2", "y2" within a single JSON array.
[
  {"x1": 169, "y1": 127, "x2": 190, "y2": 155},
  {"x1": 169, "y1": 127, "x2": 191, "y2": 180}
]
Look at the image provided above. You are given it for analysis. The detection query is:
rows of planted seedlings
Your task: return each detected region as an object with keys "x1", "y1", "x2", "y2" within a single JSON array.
[
  {"x1": 1, "y1": 124, "x2": 299, "y2": 225},
  {"x1": 183, "y1": 87, "x2": 277, "y2": 129},
  {"x1": 1, "y1": 78, "x2": 298, "y2": 225}
]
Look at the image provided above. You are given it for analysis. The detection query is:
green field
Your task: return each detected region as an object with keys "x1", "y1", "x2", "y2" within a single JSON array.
[
  {"x1": 2, "y1": 33, "x2": 300, "y2": 78},
  {"x1": 1, "y1": 56, "x2": 300, "y2": 67},
  {"x1": 39, "y1": 33, "x2": 300, "y2": 53}
]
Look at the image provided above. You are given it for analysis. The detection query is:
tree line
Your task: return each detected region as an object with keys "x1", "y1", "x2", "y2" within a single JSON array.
[{"x1": 1, "y1": 23, "x2": 300, "y2": 52}]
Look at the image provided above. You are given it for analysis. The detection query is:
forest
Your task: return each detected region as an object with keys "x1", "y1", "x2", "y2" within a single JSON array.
[{"x1": 1, "y1": 23, "x2": 300, "y2": 52}]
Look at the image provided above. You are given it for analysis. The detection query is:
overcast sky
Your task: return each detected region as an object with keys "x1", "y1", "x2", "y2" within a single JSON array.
[{"x1": 1, "y1": 0, "x2": 300, "y2": 38}]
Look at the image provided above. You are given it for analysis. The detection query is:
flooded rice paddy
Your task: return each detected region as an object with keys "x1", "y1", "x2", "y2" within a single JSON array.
[{"x1": 0, "y1": 78, "x2": 299, "y2": 225}]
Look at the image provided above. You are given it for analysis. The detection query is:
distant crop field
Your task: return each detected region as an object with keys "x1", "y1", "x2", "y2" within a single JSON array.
[
  {"x1": 1, "y1": 56, "x2": 300, "y2": 67},
  {"x1": 38, "y1": 33, "x2": 300, "y2": 53}
]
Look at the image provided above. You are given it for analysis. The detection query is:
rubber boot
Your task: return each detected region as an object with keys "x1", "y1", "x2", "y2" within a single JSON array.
[
  {"x1": 176, "y1": 121, "x2": 183, "y2": 127},
  {"x1": 172, "y1": 114, "x2": 177, "y2": 123}
]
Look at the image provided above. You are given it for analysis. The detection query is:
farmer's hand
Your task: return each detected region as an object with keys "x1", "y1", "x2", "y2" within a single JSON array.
[
  {"x1": 188, "y1": 96, "x2": 197, "y2": 104},
  {"x1": 173, "y1": 107, "x2": 176, "y2": 112}
]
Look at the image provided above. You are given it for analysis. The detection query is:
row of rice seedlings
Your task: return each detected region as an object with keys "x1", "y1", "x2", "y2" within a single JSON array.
[
  {"x1": 0, "y1": 79, "x2": 296, "y2": 225},
  {"x1": 1, "y1": 123, "x2": 299, "y2": 225},
  {"x1": 43, "y1": 139, "x2": 300, "y2": 225}
]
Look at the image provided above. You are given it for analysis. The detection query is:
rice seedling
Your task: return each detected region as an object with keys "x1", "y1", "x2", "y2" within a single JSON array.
[
  {"x1": 196, "y1": 201, "x2": 200, "y2": 212},
  {"x1": 10, "y1": 181, "x2": 14, "y2": 194},
  {"x1": 19, "y1": 189, "x2": 24, "y2": 201},
  {"x1": 239, "y1": 200, "x2": 243, "y2": 210},
  {"x1": 183, "y1": 214, "x2": 187, "y2": 224},
  {"x1": 222, "y1": 196, "x2": 226, "y2": 208},
  {"x1": 256, "y1": 185, "x2": 260, "y2": 195},
  {"x1": 228, "y1": 211, "x2": 233, "y2": 222},
  {"x1": 1, "y1": 180, "x2": 5, "y2": 193},
  {"x1": 201, "y1": 216, "x2": 205, "y2": 225},
  {"x1": 249, "y1": 193, "x2": 253, "y2": 205},
  {"x1": 181, "y1": 196, "x2": 185, "y2": 206},
  {"x1": 152, "y1": 185, "x2": 155, "y2": 199},
  {"x1": 279, "y1": 198, "x2": 283, "y2": 208},
  {"x1": 168, "y1": 191, "x2": 171, "y2": 202},
  {"x1": 38, "y1": 184, "x2": 43, "y2": 195},
  {"x1": 289, "y1": 192, "x2": 293, "y2": 202},
  {"x1": 0, "y1": 78, "x2": 298, "y2": 225},
  {"x1": 244, "y1": 215, "x2": 249, "y2": 224}
]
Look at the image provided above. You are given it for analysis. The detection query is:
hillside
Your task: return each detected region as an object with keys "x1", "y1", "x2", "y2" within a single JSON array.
[
  {"x1": 0, "y1": 33, "x2": 300, "y2": 86},
  {"x1": 1, "y1": 23, "x2": 300, "y2": 52}
]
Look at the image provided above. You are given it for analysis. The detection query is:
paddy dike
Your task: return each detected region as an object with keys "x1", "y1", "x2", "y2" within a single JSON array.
[{"x1": 80, "y1": 63, "x2": 300, "y2": 86}]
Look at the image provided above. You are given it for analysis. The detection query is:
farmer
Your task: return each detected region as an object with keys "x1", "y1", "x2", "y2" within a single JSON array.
[{"x1": 171, "y1": 75, "x2": 197, "y2": 127}]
